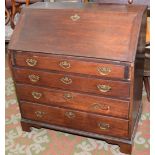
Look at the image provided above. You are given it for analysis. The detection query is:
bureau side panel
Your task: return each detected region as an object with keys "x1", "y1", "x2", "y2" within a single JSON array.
[{"x1": 129, "y1": 9, "x2": 147, "y2": 138}]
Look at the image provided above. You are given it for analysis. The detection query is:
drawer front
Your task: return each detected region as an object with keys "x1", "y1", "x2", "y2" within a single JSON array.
[
  {"x1": 17, "y1": 84, "x2": 129, "y2": 118},
  {"x1": 14, "y1": 68, "x2": 130, "y2": 99},
  {"x1": 20, "y1": 102, "x2": 129, "y2": 138},
  {"x1": 15, "y1": 52, "x2": 129, "y2": 80}
]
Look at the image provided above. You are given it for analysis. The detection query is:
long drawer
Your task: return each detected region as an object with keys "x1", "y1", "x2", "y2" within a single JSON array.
[
  {"x1": 14, "y1": 51, "x2": 130, "y2": 80},
  {"x1": 16, "y1": 84, "x2": 129, "y2": 118},
  {"x1": 13, "y1": 68, "x2": 130, "y2": 99},
  {"x1": 20, "y1": 101, "x2": 129, "y2": 138}
]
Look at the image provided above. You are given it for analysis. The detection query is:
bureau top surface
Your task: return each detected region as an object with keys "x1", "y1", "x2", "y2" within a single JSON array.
[{"x1": 8, "y1": 2, "x2": 147, "y2": 62}]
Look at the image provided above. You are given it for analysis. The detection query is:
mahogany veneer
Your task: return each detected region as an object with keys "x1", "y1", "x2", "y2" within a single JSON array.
[{"x1": 8, "y1": 2, "x2": 147, "y2": 154}]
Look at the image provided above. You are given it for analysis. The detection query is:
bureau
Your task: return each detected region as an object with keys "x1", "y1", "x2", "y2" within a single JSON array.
[{"x1": 8, "y1": 2, "x2": 147, "y2": 154}]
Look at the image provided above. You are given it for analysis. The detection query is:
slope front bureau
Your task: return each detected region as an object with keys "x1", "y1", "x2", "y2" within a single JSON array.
[{"x1": 8, "y1": 2, "x2": 147, "y2": 154}]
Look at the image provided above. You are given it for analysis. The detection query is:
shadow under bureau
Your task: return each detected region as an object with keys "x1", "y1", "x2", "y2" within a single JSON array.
[{"x1": 8, "y1": 2, "x2": 147, "y2": 154}]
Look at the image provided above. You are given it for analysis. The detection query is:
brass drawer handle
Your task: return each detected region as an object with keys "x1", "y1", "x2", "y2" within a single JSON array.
[
  {"x1": 97, "y1": 84, "x2": 111, "y2": 93},
  {"x1": 64, "y1": 93, "x2": 73, "y2": 100},
  {"x1": 32, "y1": 92, "x2": 42, "y2": 99},
  {"x1": 60, "y1": 77, "x2": 72, "y2": 85},
  {"x1": 65, "y1": 111, "x2": 75, "y2": 119},
  {"x1": 59, "y1": 61, "x2": 71, "y2": 69},
  {"x1": 98, "y1": 122, "x2": 110, "y2": 130},
  {"x1": 97, "y1": 67, "x2": 111, "y2": 75},
  {"x1": 70, "y1": 14, "x2": 80, "y2": 21},
  {"x1": 92, "y1": 103, "x2": 110, "y2": 111},
  {"x1": 35, "y1": 111, "x2": 45, "y2": 118},
  {"x1": 26, "y1": 58, "x2": 37, "y2": 67},
  {"x1": 28, "y1": 74, "x2": 40, "y2": 82}
]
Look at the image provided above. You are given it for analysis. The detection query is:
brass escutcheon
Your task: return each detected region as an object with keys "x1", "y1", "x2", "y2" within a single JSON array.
[
  {"x1": 35, "y1": 111, "x2": 45, "y2": 118},
  {"x1": 26, "y1": 58, "x2": 37, "y2": 67},
  {"x1": 64, "y1": 93, "x2": 73, "y2": 100},
  {"x1": 65, "y1": 111, "x2": 75, "y2": 119},
  {"x1": 28, "y1": 74, "x2": 40, "y2": 82},
  {"x1": 59, "y1": 61, "x2": 71, "y2": 69},
  {"x1": 32, "y1": 92, "x2": 42, "y2": 99},
  {"x1": 70, "y1": 14, "x2": 80, "y2": 21},
  {"x1": 98, "y1": 122, "x2": 110, "y2": 130},
  {"x1": 97, "y1": 84, "x2": 111, "y2": 93},
  {"x1": 60, "y1": 77, "x2": 72, "y2": 85},
  {"x1": 97, "y1": 66, "x2": 111, "y2": 76}
]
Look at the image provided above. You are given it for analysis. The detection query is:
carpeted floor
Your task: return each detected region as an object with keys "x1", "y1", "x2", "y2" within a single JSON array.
[{"x1": 5, "y1": 51, "x2": 149, "y2": 155}]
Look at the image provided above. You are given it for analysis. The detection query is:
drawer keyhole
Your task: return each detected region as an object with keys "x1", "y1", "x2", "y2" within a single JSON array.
[
  {"x1": 70, "y1": 14, "x2": 80, "y2": 21},
  {"x1": 64, "y1": 93, "x2": 73, "y2": 100}
]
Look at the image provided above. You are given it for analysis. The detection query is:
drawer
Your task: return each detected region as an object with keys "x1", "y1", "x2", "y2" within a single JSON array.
[
  {"x1": 14, "y1": 68, "x2": 130, "y2": 99},
  {"x1": 14, "y1": 52, "x2": 129, "y2": 80},
  {"x1": 20, "y1": 102, "x2": 129, "y2": 138},
  {"x1": 16, "y1": 84, "x2": 129, "y2": 119}
]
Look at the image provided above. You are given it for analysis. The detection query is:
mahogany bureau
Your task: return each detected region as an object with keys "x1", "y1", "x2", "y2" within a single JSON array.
[{"x1": 8, "y1": 2, "x2": 147, "y2": 154}]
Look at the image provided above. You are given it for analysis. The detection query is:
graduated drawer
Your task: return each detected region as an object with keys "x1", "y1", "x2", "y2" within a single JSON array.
[
  {"x1": 14, "y1": 51, "x2": 130, "y2": 80},
  {"x1": 13, "y1": 68, "x2": 130, "y2": 99},
  {"x1": 20, "y1": 101, "x2": 129, "y2": 138},
  {"x1": 16, "y1": 84, "x2": 129, "y2": 119}
]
